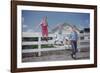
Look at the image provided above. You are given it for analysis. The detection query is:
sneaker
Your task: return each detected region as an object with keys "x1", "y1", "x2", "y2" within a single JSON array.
[{"x1": 71, "y1": 54, "x2": 77, "y2": 60}]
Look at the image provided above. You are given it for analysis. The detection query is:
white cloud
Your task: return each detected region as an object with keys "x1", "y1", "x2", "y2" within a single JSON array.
[
  {"x1": 26, "y1": 29, "x2": 34, "y2": 32},
  {"x1": 23, "y1": 24, "x2": 28, "y2": 28},
  {"x1": 22, "y1": 17, "x2": 28, "y2": 28}
]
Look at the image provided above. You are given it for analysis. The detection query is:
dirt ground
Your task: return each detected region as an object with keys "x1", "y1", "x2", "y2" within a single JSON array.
[{"x1": 22, "y1": 49, "x2": 90, "y2": 62}]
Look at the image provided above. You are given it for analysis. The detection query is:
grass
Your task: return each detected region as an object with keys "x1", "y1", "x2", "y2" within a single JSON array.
[
  {"x1": 31, "y1": 44, "x2": 54, "y2": 49},
  {"x1": 22, "y1": 37, "x2": 38, "y2": 41},
  {"x1": 41, "y1": 44, "x2": 54, "y2": 48},
  {"x1": 32, "y1": 45, "x2": 38, "y2": 49}
]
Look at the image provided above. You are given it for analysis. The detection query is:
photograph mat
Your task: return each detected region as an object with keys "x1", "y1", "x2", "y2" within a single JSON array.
[{"x1": 17, "y1": 5, "x2": 94, "y2": 68}]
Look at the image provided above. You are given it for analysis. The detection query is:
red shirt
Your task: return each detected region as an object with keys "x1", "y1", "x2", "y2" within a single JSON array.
[{"x1": 41, "y1": 24, "x2": 48, "y2": 36}]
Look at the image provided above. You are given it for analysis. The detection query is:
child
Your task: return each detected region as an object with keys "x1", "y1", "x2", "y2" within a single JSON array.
[
  {"x1": 41, "y1": 16, "x2": 48, "y2": 41},
  {"x1": 69, "y1": 27, "x2": 78, "y2": 59}
]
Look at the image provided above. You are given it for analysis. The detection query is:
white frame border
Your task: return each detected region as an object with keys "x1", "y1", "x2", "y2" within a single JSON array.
[{"x1": 17, "y1": 5, "x2": 94, "y2": 68}]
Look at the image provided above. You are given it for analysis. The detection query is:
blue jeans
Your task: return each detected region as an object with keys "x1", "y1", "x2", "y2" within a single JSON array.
[{"x1": 71, "y1": 40, "x2": 78, "y2": 55}]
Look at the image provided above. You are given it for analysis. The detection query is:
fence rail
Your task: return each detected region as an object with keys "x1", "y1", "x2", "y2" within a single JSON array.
[{"x1": 22, "y1": 32, "x2": 90, "y2": 56}]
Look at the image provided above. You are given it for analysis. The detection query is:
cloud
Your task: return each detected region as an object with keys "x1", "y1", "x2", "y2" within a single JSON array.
[
  {"x1": 23, "y1": 24, "x2": 28, "y2": 28},
  {"x1": 22, "y1": 17, "x2": 28, "y2": 28},
  {"x1": 26, "y1": 29, "x2": 34, "y2": 32}
]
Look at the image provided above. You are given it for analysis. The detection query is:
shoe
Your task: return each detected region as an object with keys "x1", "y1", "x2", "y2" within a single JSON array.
[
  {"x1": 73, "y1": 55, "x2": 77, "y2": 60},
  {"x1": 71, "y1": 54, "x2": 77, "y2": 60}
]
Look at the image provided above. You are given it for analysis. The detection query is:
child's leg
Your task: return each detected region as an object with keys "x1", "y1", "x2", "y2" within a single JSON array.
[{"x1": 44, "y1": 35, "x2": 48, "y2": 41}]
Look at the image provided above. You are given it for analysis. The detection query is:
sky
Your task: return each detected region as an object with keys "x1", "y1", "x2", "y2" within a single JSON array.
[{"x1": 22, "y1": 10, "x2": 90, "y2": 32}]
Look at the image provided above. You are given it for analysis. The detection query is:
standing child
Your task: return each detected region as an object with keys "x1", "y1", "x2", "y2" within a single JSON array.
[
  {"x1": 41, "y1": 16, "x2": 48, "y2": 41},
  {"x1": 69, "y1": 27, "x2": 78, "y2": 59}
]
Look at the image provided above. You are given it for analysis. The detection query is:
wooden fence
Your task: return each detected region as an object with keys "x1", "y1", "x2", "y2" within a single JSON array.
[{"x1": 22, "y1": 32, "x2": 90, "y2": 56}]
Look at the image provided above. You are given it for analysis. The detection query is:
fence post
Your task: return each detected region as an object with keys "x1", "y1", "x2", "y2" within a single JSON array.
[
  {"x1": 38, "y1": 36, "x2": 41, "y2": 56},
  {"x1": 78, "y1": 34, "x2": 81, "y2": 52}
]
